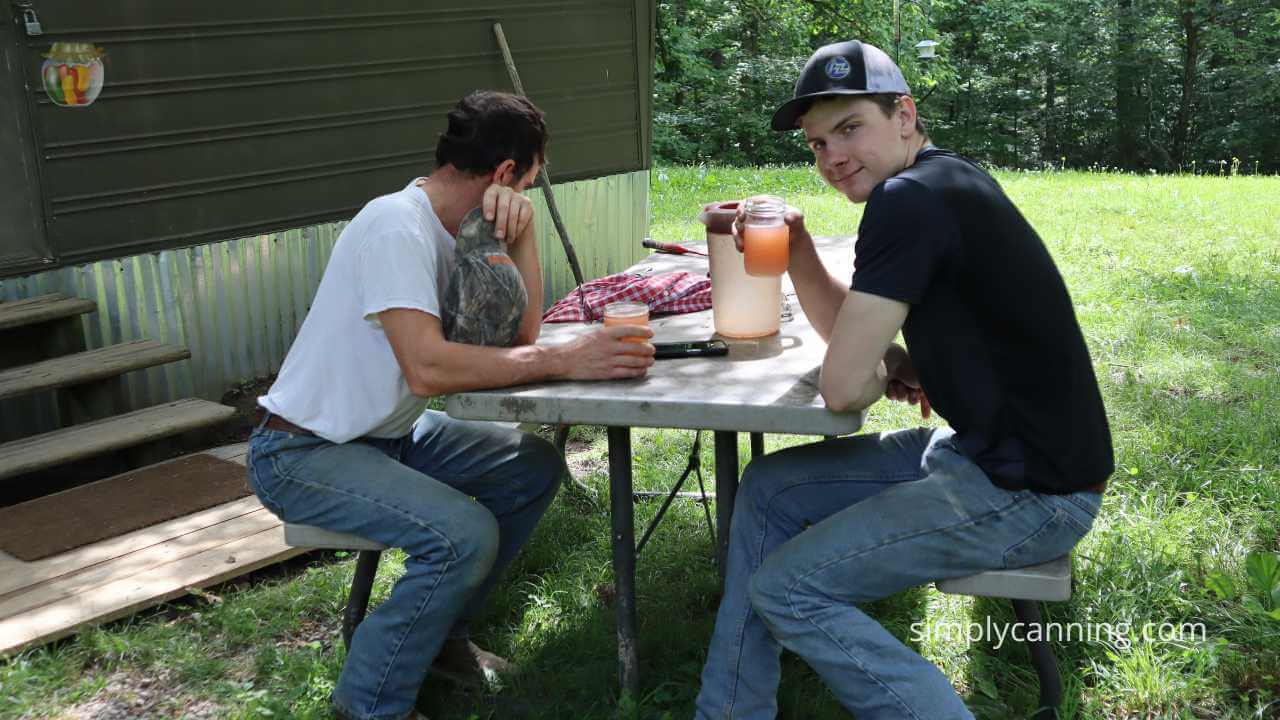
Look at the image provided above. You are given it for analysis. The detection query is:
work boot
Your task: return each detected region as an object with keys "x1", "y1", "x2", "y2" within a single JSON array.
[{"x1": 430, "y1": 638, "x2": 514, "y2": 690}]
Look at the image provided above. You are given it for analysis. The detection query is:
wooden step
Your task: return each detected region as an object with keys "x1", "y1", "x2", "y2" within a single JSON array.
[
  {"x1": 0, "y1": 340, "x2": 191, "y2": 402},
  {"x1": 0, "y1": 293, "x2": 96, "y2": 332},
  {"x1": 0, "y1": 399, "x2": 236, "y2": 481}
]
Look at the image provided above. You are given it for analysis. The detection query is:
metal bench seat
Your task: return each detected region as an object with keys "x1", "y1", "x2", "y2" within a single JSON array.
[
  {"x1": 936, "y1": 554, "x2": 1072, "y2": 602},
  {"x1": 283, "y1": 523, "x2": 386, "y2": 647},
  {"x1": 283, "y1": 523, "x2": 387, "y2": 552},
  {"x1": 936, "y1": 554, "x2": 1074, "y2": 719}
]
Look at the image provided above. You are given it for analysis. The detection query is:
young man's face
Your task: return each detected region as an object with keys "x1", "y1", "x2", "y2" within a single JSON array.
[{"x1": 800, "y1": 96, "x2": 915, "y2": 203}]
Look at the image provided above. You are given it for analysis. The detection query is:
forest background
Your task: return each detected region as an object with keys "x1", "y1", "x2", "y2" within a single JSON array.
[{"x1": 653, "y1": 0, "x2": 1280, "y2": 173}]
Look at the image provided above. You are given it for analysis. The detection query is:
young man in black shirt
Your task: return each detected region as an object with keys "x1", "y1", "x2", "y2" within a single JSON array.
[{"x1": 694, "y1": 40, "x2": 1113, "y2": 720}]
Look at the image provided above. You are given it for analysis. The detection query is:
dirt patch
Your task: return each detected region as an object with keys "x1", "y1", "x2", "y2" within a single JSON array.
[
  {"x1": 208, "y1": 375, "x2": 277, "y2": 447},
  {"x1": 52, "y1": 670, "x2": 225, "y2": 720},
  {"x1": 564, "y1": 438, "x2": 605, "y2": 478},
  {"x1": 272, "y1": 615, "x2": 341, "y2": 654}
]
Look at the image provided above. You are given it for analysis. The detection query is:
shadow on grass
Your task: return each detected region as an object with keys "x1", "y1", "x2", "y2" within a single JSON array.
[
  {"x1": 415, "y1": 439, "x2": 934, "y2": 720},
  {"x1": 960, "y1": 593, "x2": 1098, "y2": 720},
  {"x1": 411, "y1": 471, "x2": 697, "y2": 720}
]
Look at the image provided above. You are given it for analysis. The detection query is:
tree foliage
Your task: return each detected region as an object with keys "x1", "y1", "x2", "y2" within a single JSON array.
[{"x1": 654, "y1": 0, "x2": 1280, "y2": 172}]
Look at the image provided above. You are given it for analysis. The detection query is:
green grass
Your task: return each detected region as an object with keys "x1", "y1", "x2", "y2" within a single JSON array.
[{"x1": 3, "y1": 167, "x2": 1279, "y2": 719}]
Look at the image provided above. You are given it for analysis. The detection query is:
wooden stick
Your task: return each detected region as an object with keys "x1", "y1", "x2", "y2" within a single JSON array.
[{"x1": 492, "y1": 22, "x2": 593, "y2": 321}]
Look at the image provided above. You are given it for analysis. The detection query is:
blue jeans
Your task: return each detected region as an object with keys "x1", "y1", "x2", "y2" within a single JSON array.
[
  {"x1": 247, "y1": 410, "x2": 564, "y2": 720},
  {"x1": 696, "y1": 427, "x2": 1101, "y2": 720}
]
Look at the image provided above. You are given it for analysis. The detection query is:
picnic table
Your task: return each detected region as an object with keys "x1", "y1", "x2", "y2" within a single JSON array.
[{"x1": 445, "y1": 236, "x2": 865, "y2": 695}]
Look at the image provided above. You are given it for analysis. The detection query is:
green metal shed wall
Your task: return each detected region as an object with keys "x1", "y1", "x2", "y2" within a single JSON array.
[{"x1": 2, "y1": 0, "x2": 654, "y2": 276}]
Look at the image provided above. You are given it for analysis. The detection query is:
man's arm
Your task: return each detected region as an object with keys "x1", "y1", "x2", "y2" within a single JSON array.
[
  {"x1": 786, "y1": 229, "x2": 852, "y2": 343},
  {"x1": 507, "y1": 224, "x2": 543, "y2": 346},
  {"x1": 380, "y1": 308, "x2": 653, "y2": 397},
  {"x1": 482, "y1": 182, "x2": 543, "y2": 345},
  {"x1": 818, "y1": 290, "x2": 910, "y2": 413}
]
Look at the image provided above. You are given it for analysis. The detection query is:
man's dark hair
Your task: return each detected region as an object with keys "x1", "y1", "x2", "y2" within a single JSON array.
[
  {"x1": 867, "y1": 93, "x2": 928, "y2": 138},
  {"x1": 435, "y1": 91, "x2": 549, "y2": 178}
]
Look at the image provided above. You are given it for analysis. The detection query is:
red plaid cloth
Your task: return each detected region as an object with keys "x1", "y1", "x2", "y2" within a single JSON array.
[{"x1": 542, "y1": 270, "x2": 711, "y2": 322}]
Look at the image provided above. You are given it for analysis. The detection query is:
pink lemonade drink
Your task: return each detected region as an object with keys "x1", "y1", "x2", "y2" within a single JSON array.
[
  {"x1": 743, "y1": 222, "x2": 790, "y2": 276},
  {"x1": 602, "y1": 302, "x2": 649, "y2": 343}
]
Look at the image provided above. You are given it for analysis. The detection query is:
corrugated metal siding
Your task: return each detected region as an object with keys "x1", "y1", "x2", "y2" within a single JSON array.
[
  {"x1": 530, "y1": 170, "x2": 650, "y2": 296},
  {"x1": 0, "y1": 170, "x2": 647, "y2": 439}
]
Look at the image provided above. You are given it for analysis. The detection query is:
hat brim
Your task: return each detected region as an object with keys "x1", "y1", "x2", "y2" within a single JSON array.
[{"x1": 770, "y1": 89, "x2": 882, "y2": 132}]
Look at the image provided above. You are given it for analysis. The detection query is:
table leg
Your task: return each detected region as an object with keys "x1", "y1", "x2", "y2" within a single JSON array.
[
  {"x1": 750, "y1": 432, "x2": 765, "y2": 460},
  {"x1": 607, "y1": 425, "x2": 639, "y2": 698},
  {"x1": 713, "y1": 431, "x2": 739, "y2": 582}
]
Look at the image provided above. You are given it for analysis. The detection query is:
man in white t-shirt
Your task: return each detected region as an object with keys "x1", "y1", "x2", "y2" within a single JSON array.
[{"x1": 247, "y1": 91, "x2": 655, "y2": 720}]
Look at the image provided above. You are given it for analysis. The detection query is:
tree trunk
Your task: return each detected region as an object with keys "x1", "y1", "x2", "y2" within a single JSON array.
[
  {"x1": 1114, "y1": 0, "x2": 1142, "y2": 169},
  {"x1": 737, "y1": 1, "x2": 762, "y2": 161},
  {"x1": 1173, "y1": 0, "x2": 1199, "y2": 169},
  {"x1": 1042, "y1": 61, "x2": 1058, "y2": 165}
]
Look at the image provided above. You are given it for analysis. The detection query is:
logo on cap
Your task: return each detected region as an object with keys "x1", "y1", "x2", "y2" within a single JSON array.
[{"x1": 825, "y1": 56, "x2": 851, "y2": 80}]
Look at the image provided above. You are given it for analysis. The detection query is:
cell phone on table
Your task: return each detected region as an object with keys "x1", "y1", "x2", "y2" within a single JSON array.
[{"x1": 652, "y1": 339, "x2": 730, "y2": 360}]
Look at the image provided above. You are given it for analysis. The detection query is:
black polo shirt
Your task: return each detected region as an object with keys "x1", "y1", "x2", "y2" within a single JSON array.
[{"x1": 850, "y1": 148, "x2": 1113, "y2": 494}]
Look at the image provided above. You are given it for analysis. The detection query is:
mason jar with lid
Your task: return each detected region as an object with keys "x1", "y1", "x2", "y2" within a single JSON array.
[{"x1": 742, "y1": 195, "x2": 789, "y2": 277}]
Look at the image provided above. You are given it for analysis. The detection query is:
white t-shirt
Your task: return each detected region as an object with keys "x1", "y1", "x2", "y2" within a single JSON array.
[{"x1": 258, "y1": 179, "x2": 456, "y2": 443}]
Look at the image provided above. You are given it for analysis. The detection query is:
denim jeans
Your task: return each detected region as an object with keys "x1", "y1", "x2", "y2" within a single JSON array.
[
  {"x1": 247, "y1": 410, "x2": 564, "y2": 720},
  {"x1": 695, "y1": 427, "x2": 1101, "y2": 720}
]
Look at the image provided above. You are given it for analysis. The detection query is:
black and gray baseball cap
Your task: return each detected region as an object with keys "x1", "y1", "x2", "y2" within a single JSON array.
[{"x1": 770, "y1": 40, "x2": 910, "y2": 131}]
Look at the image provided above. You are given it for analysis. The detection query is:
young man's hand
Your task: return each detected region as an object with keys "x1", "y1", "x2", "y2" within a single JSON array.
[
  {"x1": 883, "y1": 345, "x2": 931, "y2": 419},
  {"x1": 732, "y1": 199, "x2": 812, "y2": 253},
  {"x1": 482, "y1": 183, "x2": 535, "y2": 246},
  {"x1": 559, "y1": 325, "x2": 656, "y2": 380}
]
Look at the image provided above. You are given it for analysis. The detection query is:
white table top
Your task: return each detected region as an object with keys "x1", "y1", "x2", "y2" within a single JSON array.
[{"x1": 445, "y1": 236, "x2": 864, "y2": 436}]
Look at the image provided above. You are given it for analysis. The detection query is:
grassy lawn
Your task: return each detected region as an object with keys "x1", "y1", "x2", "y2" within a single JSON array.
[{"x1": 3, "y1": 166, "x2": 1278, "y2": 719}]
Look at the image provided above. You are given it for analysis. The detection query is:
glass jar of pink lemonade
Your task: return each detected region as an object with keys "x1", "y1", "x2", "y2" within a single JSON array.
[
  {"x1": 602, "y1": 302, "x2": 649, "y2": 343},
  {"x1": 742, "y1": 195, "x2": 789, "y2": 277}
]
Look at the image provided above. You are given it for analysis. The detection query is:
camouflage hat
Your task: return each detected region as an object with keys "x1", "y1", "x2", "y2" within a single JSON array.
[{"x1": 441, "y1": 207, "x2": 528, "y2": 347}]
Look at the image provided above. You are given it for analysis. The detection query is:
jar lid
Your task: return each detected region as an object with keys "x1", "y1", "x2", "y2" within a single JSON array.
[{"x1": 744, "y1": 195, "x2": 785, "y2": 215}]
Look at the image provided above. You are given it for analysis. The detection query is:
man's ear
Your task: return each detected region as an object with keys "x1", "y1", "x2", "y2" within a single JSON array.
[
  {"x1": 491, "y1": 158, "x2": 518, "y2": 187},
  {"x1": 898, "y1": 96, "x2": 917, "y2": 138}
]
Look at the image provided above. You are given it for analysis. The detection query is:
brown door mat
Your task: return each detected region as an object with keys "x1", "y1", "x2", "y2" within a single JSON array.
[{"x1": 0, "y1": 454, "x2": 252, "y2": 562}]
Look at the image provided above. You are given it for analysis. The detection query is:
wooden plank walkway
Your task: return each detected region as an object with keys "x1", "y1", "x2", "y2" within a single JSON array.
[
  {"x1": 0, "y1": 443, "x2": 304, "y2": 657},
  {"x1": 0, "y1": 340, "x2": 190, "y2": 401}
]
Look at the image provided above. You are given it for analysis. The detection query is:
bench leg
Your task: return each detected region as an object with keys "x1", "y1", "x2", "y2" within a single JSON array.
[
  {"x1": 1011, "y1": 599, "x2": 1062, "y2": 719},
  {"x1": 553, "y1": 424, "x2": 571, "y2": 454},
  {"x1": 553, "y1": 424, "x2": 595, "y2": 497},
  {"x1": 342, "y1": 550, "x2": 382, "y2": 650}
]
